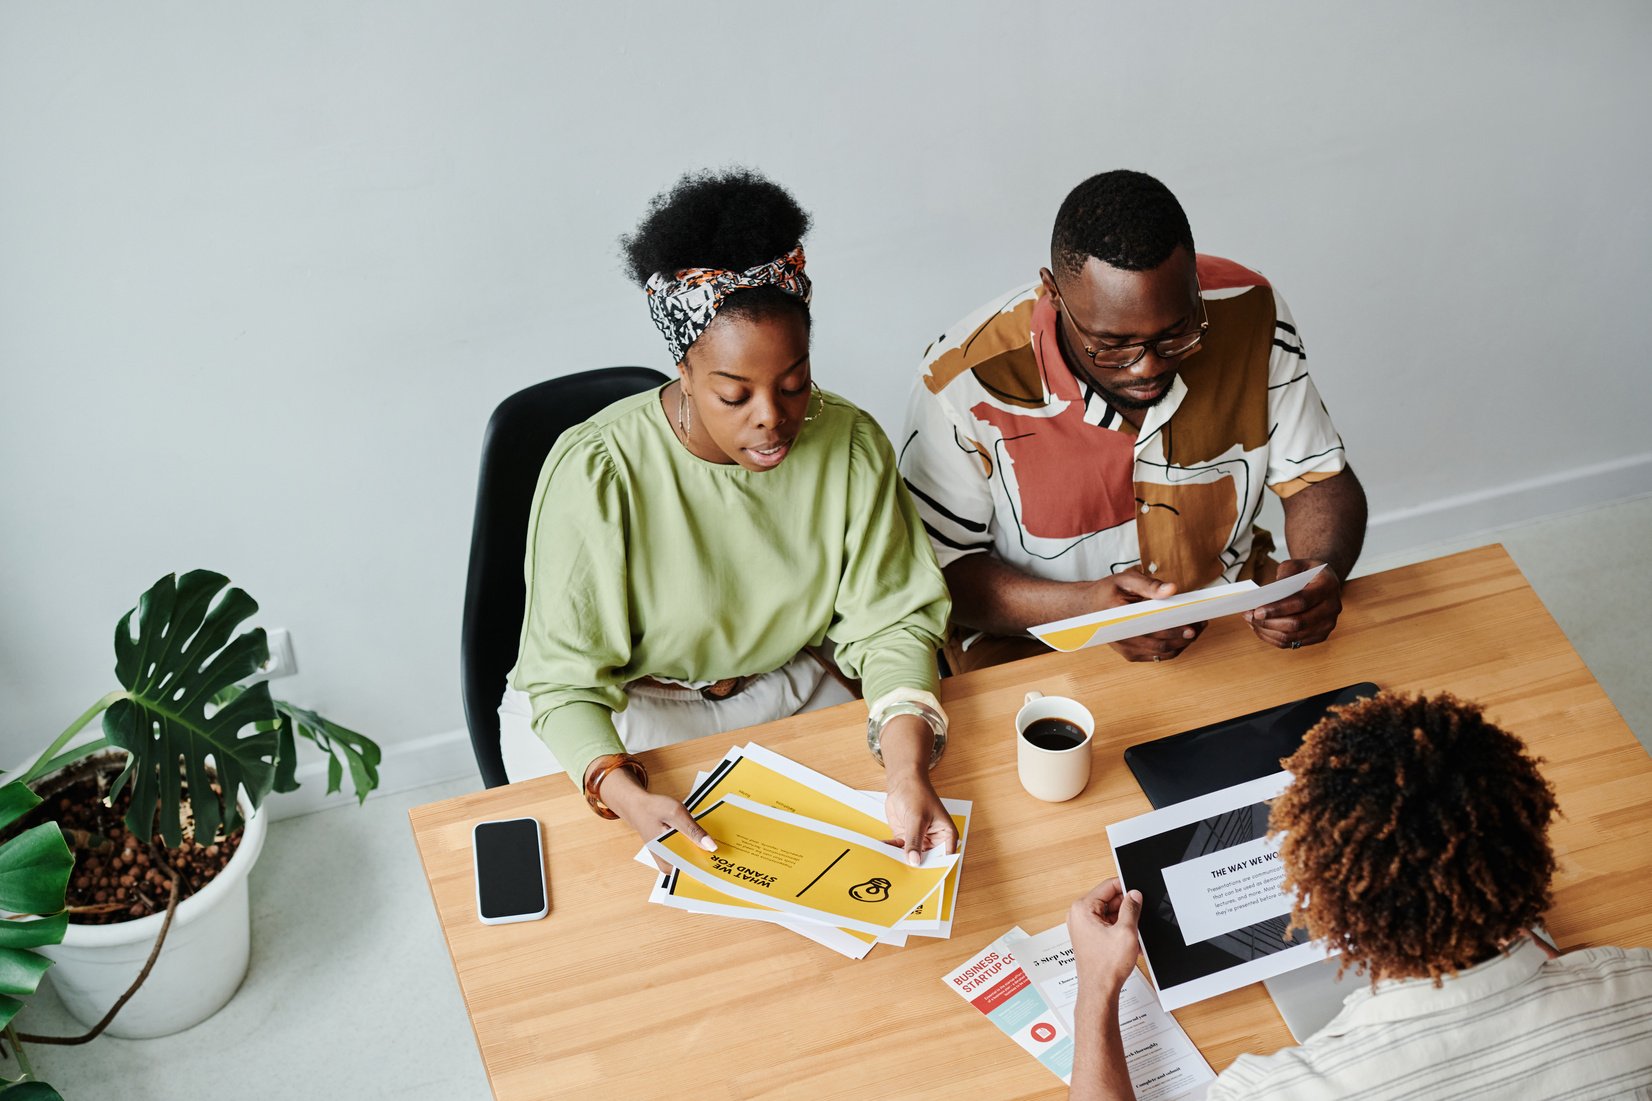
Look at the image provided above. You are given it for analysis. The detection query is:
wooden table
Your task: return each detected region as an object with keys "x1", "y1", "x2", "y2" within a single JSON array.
[{"x1": 410, "y1": 545, "x2": 1652, "y2": 1099}]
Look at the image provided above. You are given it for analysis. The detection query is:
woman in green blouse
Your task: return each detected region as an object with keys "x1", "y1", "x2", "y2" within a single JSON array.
[{"x1": 506, "y1": 170, "x2": 956, "y2": 864}]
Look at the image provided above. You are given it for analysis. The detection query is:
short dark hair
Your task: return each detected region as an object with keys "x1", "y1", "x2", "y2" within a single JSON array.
[
  {"x1": 1271, "y1": 691, "x2": 1559, "y2": 984},
  {"x1": 1050, "y1": 170, "x2": 1195, "y2": 278},
  {"x1": 621, "y1": 168, "x2": 812, "y2": 327}
]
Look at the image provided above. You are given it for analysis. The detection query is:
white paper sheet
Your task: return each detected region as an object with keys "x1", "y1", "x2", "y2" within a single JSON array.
[
  {"x1": 1009, "y1": 925, "x2": 1213, "y2": 1101},
  {"x1": 1031, "y1": 565, "x2": 1325, "y2": 652}
]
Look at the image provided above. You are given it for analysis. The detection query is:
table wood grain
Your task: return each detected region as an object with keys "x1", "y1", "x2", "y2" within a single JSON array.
[{"x1": 409, "y1": 545, "x2": 1652, "y2": 1099}]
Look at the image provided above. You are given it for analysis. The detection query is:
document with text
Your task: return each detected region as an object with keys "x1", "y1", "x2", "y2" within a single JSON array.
[
  {"x1": 1107, "y1": 771, "x2": 1329, "y2": 1010},
  {"x1": 648, "y1": 795, "x2": 958, "y2": 935},
  {"x1": 635, "y1": 745, "x2": 972, "y2": 954},
  {"x1": 1010, "y1": 924, "x2": 1212, "y2": 1101},
  {"x1": 943, "y1": 925, "x2": 1213, "y2": 1096}
]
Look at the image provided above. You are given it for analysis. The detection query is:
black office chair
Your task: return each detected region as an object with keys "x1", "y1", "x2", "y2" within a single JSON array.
[{"x1": 460, "y1": 367, "x2": 669, "y2": 788}]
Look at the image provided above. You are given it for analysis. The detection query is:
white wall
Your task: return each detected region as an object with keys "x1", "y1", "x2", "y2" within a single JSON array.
[{"x1": 4, "y1": 2, "x2": 1650, "y2": 780}]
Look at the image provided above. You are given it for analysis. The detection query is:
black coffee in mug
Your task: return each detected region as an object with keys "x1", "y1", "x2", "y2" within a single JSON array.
[{"x1": 1023, "y1": 717, "x2": 1087, "y2": 751}]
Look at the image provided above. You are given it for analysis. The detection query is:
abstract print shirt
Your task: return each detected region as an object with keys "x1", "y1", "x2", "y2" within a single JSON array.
[{"x1": 898, "y1": 255, "x2": 1347, "y2": 596}]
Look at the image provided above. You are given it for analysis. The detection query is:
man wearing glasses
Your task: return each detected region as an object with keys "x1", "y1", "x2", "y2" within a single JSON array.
[{"x1": 899, "y1": 170, "x2": 1367, "y2": 671}]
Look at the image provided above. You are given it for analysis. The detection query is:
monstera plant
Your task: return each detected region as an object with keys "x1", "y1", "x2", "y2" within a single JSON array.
[
  {"x1": 21, "y1": 570, "x2": 380, "y2": 845},
  {"x1": 0, "y1": 570, "x2": 381, "y2": 1086},
  {"x1": 0, "y1": 786, "x2": 73, "y2": 1100}
]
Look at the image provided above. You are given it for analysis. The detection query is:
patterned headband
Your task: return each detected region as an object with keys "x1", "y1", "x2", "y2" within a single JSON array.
[{"x1": 644, "y1": 245, "x2": 812, "y2": 364}]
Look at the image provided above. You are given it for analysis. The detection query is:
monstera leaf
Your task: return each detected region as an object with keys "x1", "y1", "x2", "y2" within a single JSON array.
[
  {"x1": 211, "y1": 690, "x2": 383, "y2": 804},
  {"x1": 0, "y1": 782, "x2": 70, "y2": 1034},
  {"x1": 270, "y1": 700, "x2": 381, "y2": 803},
  {"x1": 102, "y1": 571, "x2": 280, "y2": 848}
]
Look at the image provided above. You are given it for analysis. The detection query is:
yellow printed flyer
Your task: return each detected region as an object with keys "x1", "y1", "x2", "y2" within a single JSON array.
[
  {"x1": 717, "y1": 745, "x2": 971, "y2": 935},
  {"x1": 650, "y1": 869, "x2": 895, "y2": 959},
  {"x1": 1030, "y1": 565, "x2": 1325, "y2": 652},
  {"x1": 645, "y1": 767, "x2": 906, "y2": 959},
  {"x1": 647, "y1": 795, "x2": 958, "y2": 935},
  {"x1": 634, "y1": 745, "x2": 973, "y2": 952},
  {"x1": 874, "y1": 796, "x2": 971, "y2": 937},
  {"x1": 688, "y1": 748, "x2": 889, "y2": 838}
]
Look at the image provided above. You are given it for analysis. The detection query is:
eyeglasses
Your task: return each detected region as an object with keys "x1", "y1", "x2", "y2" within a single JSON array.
[{"x1": 1059, "y1": 291, "x2": 1209, "y2": 370}]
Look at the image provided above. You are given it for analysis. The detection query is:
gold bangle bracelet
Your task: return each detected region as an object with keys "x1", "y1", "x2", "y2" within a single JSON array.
[{"x1": 584, "y1": 753, "x2": 648, "y2": 820}]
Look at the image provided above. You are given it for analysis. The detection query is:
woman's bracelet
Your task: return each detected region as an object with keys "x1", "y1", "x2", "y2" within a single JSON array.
[
  {"x1": 583, "y1": 753, "x2": 648, "y2": 819},
  {"x1": 866, "y1": 696, "x2": 948, "y2": 769}
]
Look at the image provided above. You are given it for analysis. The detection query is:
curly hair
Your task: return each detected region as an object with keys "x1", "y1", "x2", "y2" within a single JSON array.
[
  {"x1": 1270, "y1": 691, "x2": 1558, "y2": 985},
  {"x1": 620, "y1": 168, "x2": 812, "y2": 327},
  {"x1": 1050, "y1": 169, "x2": 1195, "y2": 279}
]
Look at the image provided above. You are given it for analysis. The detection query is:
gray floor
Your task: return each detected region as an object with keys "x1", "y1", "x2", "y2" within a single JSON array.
[{"x1": 14, "y1": 497, "x2": 1651, "y2": 1100}]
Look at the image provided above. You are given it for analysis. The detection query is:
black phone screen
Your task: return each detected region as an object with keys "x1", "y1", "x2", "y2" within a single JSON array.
[{"x1": 474, "y1": 817, "x2": 546, "y2": 921}]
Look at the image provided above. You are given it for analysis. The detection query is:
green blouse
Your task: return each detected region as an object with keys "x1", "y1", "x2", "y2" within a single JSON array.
[{"x1": 510, "y1": 385, "x2": 951, "y2": 787}]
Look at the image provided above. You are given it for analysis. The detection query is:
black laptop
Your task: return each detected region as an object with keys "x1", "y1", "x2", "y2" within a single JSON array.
[{"x1": 1123, "y1": 682, "x2": 1379, "y2": 809}]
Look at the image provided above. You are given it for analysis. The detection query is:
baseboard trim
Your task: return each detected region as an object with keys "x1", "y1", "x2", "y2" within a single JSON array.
[
  {"x1": 1363, "y1": 451, "x2": 1652, "y2": 559},
  {"x1": 265, "y1": 726, "x2": 479, "y2": 822}
]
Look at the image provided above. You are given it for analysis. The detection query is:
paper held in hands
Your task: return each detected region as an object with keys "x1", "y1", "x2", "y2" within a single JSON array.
[
  {"x1": 1107, "y1": 771, "x2": 1330, "y2": 1011},
  {"x1": 647, "y1": 794, "x2": 958, "y2": 935},
  {"x1": 1030, "y1": 564, "x2": 1326, "y2": 652},
  {"x1": 636, "y1": 743, "x2": 973, "y2": 956},
  {"x1": 942, "y1": 924, "x2": 1212, "y2": 1099}
]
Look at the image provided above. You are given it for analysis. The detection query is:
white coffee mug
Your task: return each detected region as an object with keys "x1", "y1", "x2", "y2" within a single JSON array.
[{"x1": 1015, "y1": 691, "x2": 1095, "y2": 802}]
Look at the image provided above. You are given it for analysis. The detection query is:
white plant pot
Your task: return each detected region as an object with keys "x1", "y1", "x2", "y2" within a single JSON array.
[{"x1": 38, "y1": 796, "x2": 268, "y2": 1039}]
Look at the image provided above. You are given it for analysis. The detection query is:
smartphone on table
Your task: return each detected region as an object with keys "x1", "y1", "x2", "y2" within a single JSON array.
[{"x1": 472, "y1": 816, "x2": 549, "y2": 924}]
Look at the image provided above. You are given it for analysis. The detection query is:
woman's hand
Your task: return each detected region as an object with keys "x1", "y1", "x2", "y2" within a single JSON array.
[
  {"x1": 878, "y1": 714, "x2": 958, "y2": 865},
  {"x1": 1067, "y1": 879, "x2": 1144, "y2": 997},
  {"x1": 595, "y1": 764, "x2": 716, "y2": 874}
]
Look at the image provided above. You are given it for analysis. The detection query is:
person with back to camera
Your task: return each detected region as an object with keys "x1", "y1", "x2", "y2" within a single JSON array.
[
  {"x1": 1064, "y1": 690, "x2": 1652, "y2": 1100},
  {"x1": 899, "y1": 170, "x2": 1367, "y2": 672},
  {"x1": 499, "y1": 169, "x2": 957, "y2": 866}
]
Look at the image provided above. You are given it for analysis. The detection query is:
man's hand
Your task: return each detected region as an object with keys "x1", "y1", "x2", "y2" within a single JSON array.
[
  {"x1": 597, "y1": 765, "x2": 716, "y2": 874},
  {"x1": 1245, "y1": 558, "x2": 1343, "y2": 649},
  {"x1": 1091, "y1": 568, "x2": 1206, "y2": 662},
  {"x1": 1110, "y1": 620, "x2": 1207, "y2": 662},
  {"x1": 1067, "y1": 879, "x2": 1143, "y2": 997}
]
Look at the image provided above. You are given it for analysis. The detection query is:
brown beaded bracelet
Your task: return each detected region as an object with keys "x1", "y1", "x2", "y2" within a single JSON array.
[{"x1": 583, "y1": 753, "x2": 648, "y2": 820}]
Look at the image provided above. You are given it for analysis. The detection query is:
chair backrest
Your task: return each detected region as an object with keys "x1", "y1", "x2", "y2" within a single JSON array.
[{"x1": 460, "y1": 366, "x2": 669, "y2": 787}]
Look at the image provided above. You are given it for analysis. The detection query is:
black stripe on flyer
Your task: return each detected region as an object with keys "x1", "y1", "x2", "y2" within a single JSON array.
[{"x1": 796, "y1": 848, "x2": 851, "y2": 899}]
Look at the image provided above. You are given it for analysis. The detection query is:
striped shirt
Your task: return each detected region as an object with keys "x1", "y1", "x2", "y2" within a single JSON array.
[
  {"x1": 898, "y1": 257, "x2": 1346, "y2": 598},
  {"x1": 1208, "y1": 938, "x2": 1652, "y2": 1100}
]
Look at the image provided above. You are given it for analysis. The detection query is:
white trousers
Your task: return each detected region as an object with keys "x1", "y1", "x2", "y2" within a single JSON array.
[{"x1": 498, "y1": 650, "x2": 857, "y2": 784}]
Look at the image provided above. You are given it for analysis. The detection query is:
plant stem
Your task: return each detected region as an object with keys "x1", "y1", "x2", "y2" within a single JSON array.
[
  {"x1": 31, "y1": 739, "x2": 111, "y2": 784},
  {"x1": 19, "y1": 853, "x2": 182, "y2": 1046},
  {"x1": 17, "y1": 691, "x2": 128, "y2": 786},
  {"x1": 4, "y1": 1024, "x2": 34, "y2": 1080}
]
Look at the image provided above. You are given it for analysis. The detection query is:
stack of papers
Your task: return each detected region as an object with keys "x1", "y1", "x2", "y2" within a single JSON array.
[
  {"x1": 638, "y1": 743, "x2": 973, "y2": 959},
  {"x1": 944, "y1": 924, "x2": 1213, "y2": 1099}
]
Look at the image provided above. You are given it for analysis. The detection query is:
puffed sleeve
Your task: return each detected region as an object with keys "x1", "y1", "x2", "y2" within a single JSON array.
[
  {"x1": 828, "y1": 412, "x2": 952, "y2": 704},
  {"x1": 509, "y1": 424, "x2": 634, "y2": 789}
]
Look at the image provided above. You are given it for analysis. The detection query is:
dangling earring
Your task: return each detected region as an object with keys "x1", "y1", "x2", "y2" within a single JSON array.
[
  {"x1": 677, "y1": 386, "x2": 693, "y2": 438},
  {"x1": 803, "y1": 382, "x2": 825, "y2": 423}
]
